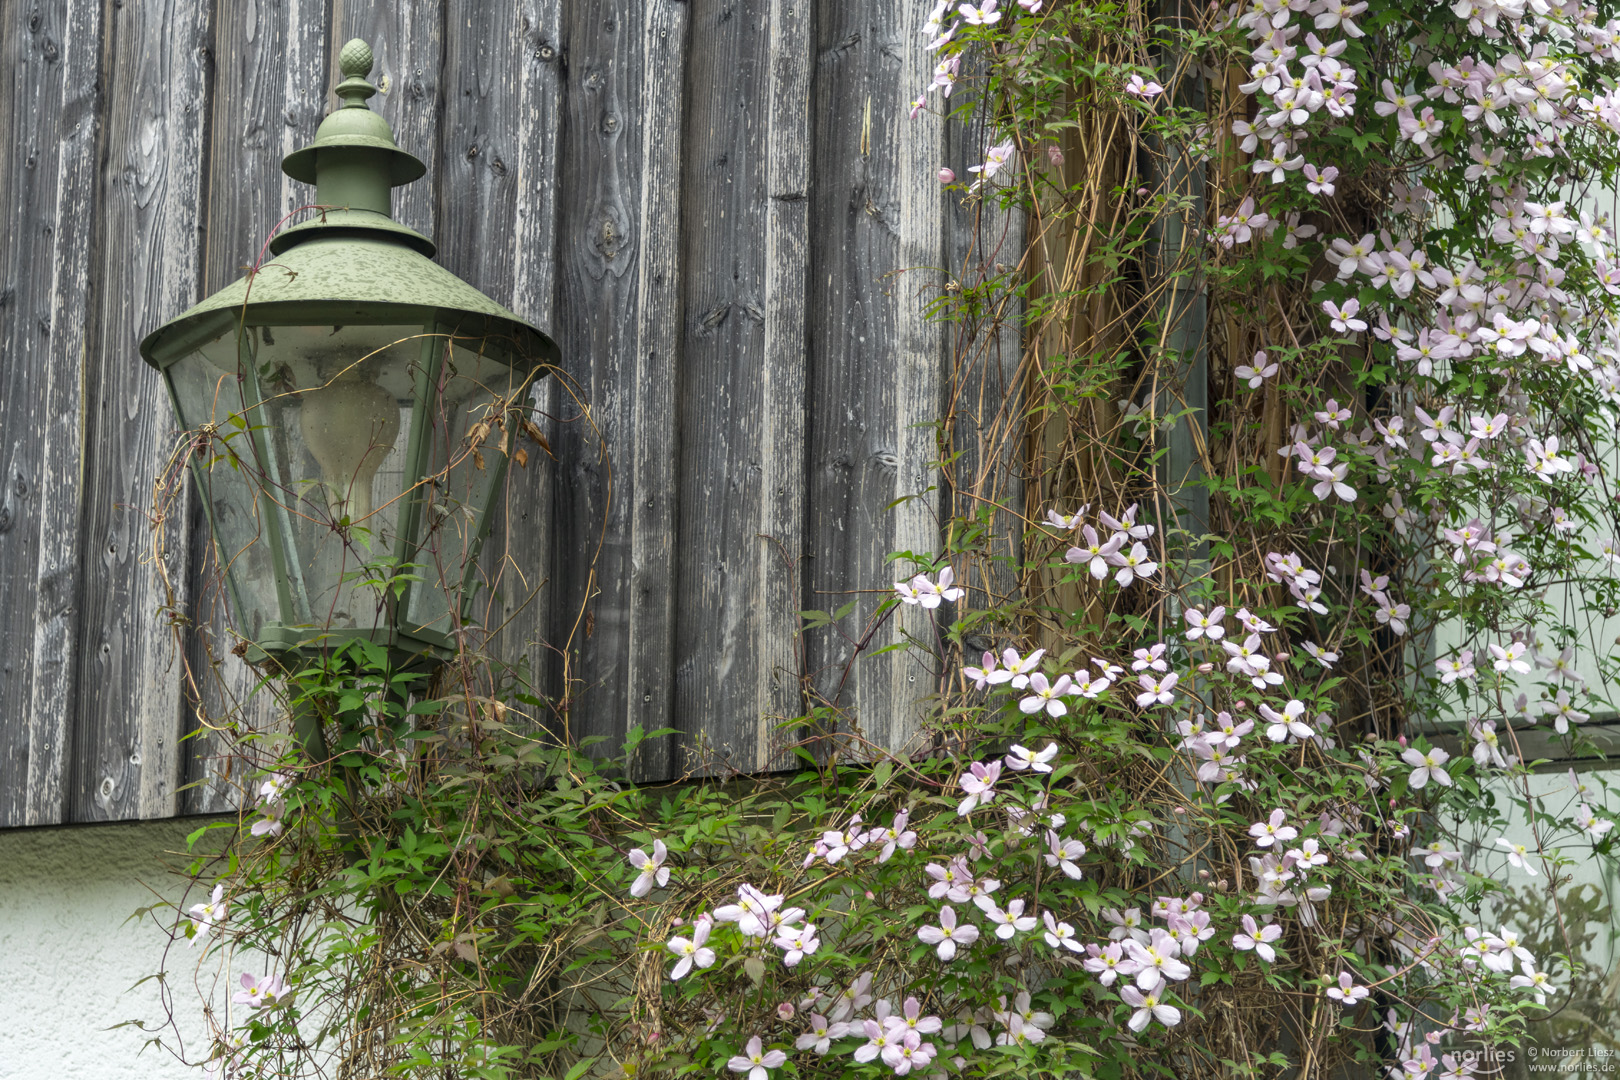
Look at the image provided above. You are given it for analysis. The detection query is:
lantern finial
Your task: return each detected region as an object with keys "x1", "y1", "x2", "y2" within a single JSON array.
[
  {"x1": 272, "y1": 35, "x2": 433, "y2": 255},
  {"x1": 339, "y1": 38, "x2": 374, "y2": 79},
  {"x1": 335, "y1": 39, "x2": 378, "y2": 107}
]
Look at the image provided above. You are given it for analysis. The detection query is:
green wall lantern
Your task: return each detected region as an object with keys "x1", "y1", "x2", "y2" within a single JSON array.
[{"x1": 141, "y1": 39, "x2": 557, "y2": 669}]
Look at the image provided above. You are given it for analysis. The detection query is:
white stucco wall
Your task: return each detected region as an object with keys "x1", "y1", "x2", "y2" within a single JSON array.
[{"x1": 0, "y1": 817, "x2": 220, "y2": 1080}]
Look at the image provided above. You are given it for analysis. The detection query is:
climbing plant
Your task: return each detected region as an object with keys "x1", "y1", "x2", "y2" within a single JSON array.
[{"x1": 146, "y1": 0, "x2": 1620, "y2": 1077}]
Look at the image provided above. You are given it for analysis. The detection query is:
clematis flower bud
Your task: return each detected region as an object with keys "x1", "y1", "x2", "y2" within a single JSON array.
[{"x1": 938, "y1": 167, "x2": 956, "y2": 184}]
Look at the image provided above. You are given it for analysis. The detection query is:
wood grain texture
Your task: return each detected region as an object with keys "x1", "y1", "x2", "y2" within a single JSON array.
[
  {"x1": 182, "y1": 0, "x2": 332, "y2": 814},
  {"x1": 806, "y1": 0, "x2": 945, "y2": 756},
  {"x1": 671, "y1": 0, "x2": 811, "y2": 774},
  {"x1": 0, "y1": 0, "x2": 109, "y2": 827},
  {"x1": 2, "y1": 0, "x2": 974, "y2": 821},
  {"x1": 943, "y1": 109, "x2": 1025, "y2": 639},
  {"x1": 754, "y1": 0, "x2": 814, "y2": 768},
  {"x1": 72, "y1": 0, "x2": 211, "y2": 822},
  {"x1": 551, "y1": 0, "x2": 687, "y2": 776},
  {"x1": 434, "y1": 0, "x2": 563, "y2": 713},
  {"x1": 886, "y1": 0, "x2": 948, "y2": 755}
]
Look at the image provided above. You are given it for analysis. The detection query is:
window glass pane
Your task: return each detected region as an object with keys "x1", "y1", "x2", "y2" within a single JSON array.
[{"x1": 1457, "y1": 768, "x2": 1618, "y2": 1066}]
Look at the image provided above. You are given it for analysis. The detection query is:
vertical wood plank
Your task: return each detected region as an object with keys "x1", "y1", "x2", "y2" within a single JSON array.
[
  {"x1": 501, "y1": 0, "x2": 564, "y2": 718},
  {"x1": 806, "y1": 0, "x2": 945, "y2": 755},
  {"x1": 183, "y1": 0, "x2": 332, "y2": 813},
  {"x1": 0, "y1": 0, "x2": 110, "y2": 827},
  {"x1": 0, "y1": 0, "x2": 21, "y2": 826},
  {"x1": 887, "y1": 14, "x2": 947, "y2": 751},
  {"x1": 205, "y1": 0, "x2": 331, "y2": 281},
  {"x1": 435, "y1": 0, "x2": 563, "y2": 710},
  {"x1": 755, "y1": 0, "x2": 814, "y2": 767},
  {"x1": 944, "y1": 110, "x2": 1025, "y2": 637},
  {"x1": 552, "y1": 0, "x2": 687, "y2": 776},
  {"x1": 672, "y1": 0, "x2": 811, "y2": 773},
  {"x1": 72, "y1": 0, "x2": 212, "y2": 822}
]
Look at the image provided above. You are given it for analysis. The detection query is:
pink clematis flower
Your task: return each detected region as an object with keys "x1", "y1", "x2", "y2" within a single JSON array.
[
  {"x1": 1326, "y1": 971, "x2": 1370, "y2": 1006},
  {"x1": 1005, "y1": 741, "x2": 1059, "y2": 773},
  {"x1": 1019, "y1": 673, "x2": 1072, "y2": 717},
  {"x1": 1083, "y1": 941, "x2": 1136, "y2": 984},
  {"x1": 1510, "y1": 961, "x2": 1556, "y2": 1005},
  {"x1": 668, "y1": 917, "x2": 717, "y2": 979},
  {"x1": 918, "y1": 905, "x2": 980, "y2": 960},
  {"x1": 1234, "y1": 354, "x2": 1278, "y2": 389},
  {"x1": 250, "y1": 800, "x2": 285, "y2": 838},
  {"x1": 872, "y1": 812, "x2": 917, "y2": 862},
  {"x1": 895, "y1": 566, "x2": 964, "y2": 609},
  {"x1": 1123, "y1": 929, "x2": 1192, "y2": 991},
  {"x1": 958, "y1": 1, "x2": 1001, "y2": 25},
  {"x1": 775, "y1": 922, "x2": 820, "y2": 968},
  {"x1": 1304, "y1": 163, "x2": 1338, "y2": 196},
  {"x1": 1495, "y1": 838, "x2": 1539, "y2": 876},
  {"x1": 1249, "y1": 809, "x2": 1298, "y2": 848},
  {"x1": 1260, "y1": 700, "x2": 1314, "y2": 743},
  {"x1": 1135, "y1": 671, "x2": 1179, "y2": 708},
  {"x1": 956, "y1": 761, "x2": 1003, "y2": 816},
  {"x1": 1120, "y1": 985, "x2": 1182, "y2": 1031},
  {"x1": 1109, "y1": 541, "x2": 1160, "y2": 586},
  {"x1": 627, "y1": 840, "x2": 671, "y2": 897},
  {"x1": 1042, "y1": 910, "x2": 1084, "y2": 952},
  {"x1": 727, "y1": 1037, "x2": 787, "y2": 1080},
  {"x1": 1125, "y1": 73, "x2": 1165, "y2": 98},
  {"x1": 1185, "y1": 605, "x2": 1227, "y2": 639},
  {"x1": 1066, "y1": 526, "x2": 1125, "y2": 579},
  {"x1": 967, "y1": 138, "x2": 1015, "y2": 189},
  {"x1": 1323, "y1": 298, "x2": 1368, "y2": 333},
  {"x1": 1232, "y1": 914, "x2": 1283, "y2": 962},
  {"x1": 189, "y1": 884, "x2": 228, "y2": 944},
  {"x1": 975, "y1": 895, "x2": 1038, "y2": 938},
  {"x1": 795, "y1": 1014, "x2": 851, "y2": 1055},
  {"x1": 1044, "y1": 831, "x2": 1087, "y2": 879},
  {"x1": 232, "y1": 971, "x2": 291, "y2": 1009},
  {"x1": 884, "y1": 1030, "x2": 938, "y2": 1074},
  {"x1": 1402, "y1": 746, "x2": 1453, "y2": 789}
]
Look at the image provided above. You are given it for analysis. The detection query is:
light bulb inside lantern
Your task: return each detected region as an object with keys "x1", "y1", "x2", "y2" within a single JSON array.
[{"x1": 299, "y1": 365, "x2": 401, "y2": 523}]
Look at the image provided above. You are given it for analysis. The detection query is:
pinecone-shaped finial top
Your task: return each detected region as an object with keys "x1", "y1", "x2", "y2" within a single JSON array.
[{"x1": 339, "y1": 38, "x2": 374, "y2": 80}]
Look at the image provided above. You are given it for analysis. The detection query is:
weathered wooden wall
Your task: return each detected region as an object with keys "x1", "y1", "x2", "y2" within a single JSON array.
[{"x1": 0, "y1": 0, "x2": 1011, "y2": 827}]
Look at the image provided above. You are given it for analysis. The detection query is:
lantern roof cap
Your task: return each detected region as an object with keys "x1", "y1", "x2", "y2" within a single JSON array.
[
  {"x1": 280, "y1": 39, "x2": 427, "y2": 189},
  {"x1": 140, "y1": 38, "x2": 559, "y2": 371},
  {"x1": 139, "y1": 234, "x2": 558, "y2": 367}
]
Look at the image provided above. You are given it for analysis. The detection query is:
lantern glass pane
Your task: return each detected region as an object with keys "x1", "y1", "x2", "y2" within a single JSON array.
[
  {"x1": 246, "y1": 323, "x2": 428, "y2": 633},
  {"x1": 166, "y1": 329, "x2": 280, "y2": 640},
  {"x1": 404, "y1": 338, "x2": 536, "y2": 636}
]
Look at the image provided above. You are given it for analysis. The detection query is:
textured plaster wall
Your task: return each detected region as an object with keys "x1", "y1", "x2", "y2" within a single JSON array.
[{"x1": 0, "y1": 817, "x2": 217, "y2": 1080}]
